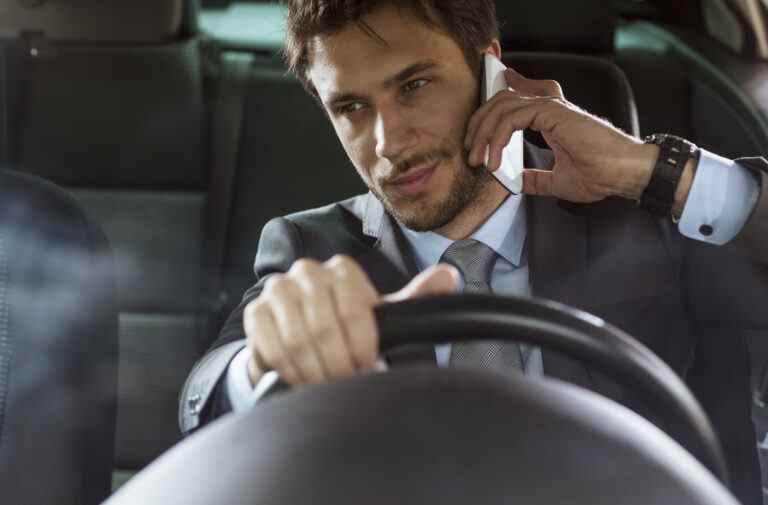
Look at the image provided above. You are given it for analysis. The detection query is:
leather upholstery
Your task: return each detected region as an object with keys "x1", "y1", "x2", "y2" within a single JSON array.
[
  {"x1": 0, "y1": 0, "x2": 184, "y2": 43},
  {"x1": 497, "y1": 0, "x2": 615, "y2": 53},
  {"x1": 0, "y1": 170, "x2": 118, "y2": 505},
  {"x1": 9, "y1": 31, "x2": 208, "y2": 470}
]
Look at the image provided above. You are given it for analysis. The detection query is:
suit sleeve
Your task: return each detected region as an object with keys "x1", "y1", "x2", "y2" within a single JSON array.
[
  {"x1": 681, "y1": 228, "x2": 768, "y2": 505},
  {"x1": 733, "y1": 157, "x2": 768, "y2": 267},
  {"x1": 179, "y1": 217, "x2": 304, "y2": 435}
]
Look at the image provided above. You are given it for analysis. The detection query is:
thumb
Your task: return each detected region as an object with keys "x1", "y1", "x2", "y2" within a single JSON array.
[
  {"x1": 381, "y1": 264, "x2": 460, "y2": 303},
  {"x1": 522, "y1": 168, "x2": 555, "y2": 196}
]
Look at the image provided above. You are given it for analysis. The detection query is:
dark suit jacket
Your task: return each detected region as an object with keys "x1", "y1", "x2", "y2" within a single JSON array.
[
  {"x1": 736, "y1": 157, "x2": 768, "y2": 266},
  {"x1": 180, "y1": 144, "x2": 768, "y2": 505}
]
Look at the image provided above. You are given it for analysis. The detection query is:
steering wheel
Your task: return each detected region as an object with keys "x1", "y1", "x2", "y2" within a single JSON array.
[
  {"x1": 105, "y1": 294, "x2": 739, "y2": 505},
  {"x1": 254, "y1": 294, "x2": 728, "y2": 484}
]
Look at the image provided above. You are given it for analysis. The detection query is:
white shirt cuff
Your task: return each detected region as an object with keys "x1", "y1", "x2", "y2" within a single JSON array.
[
  {"x1": 225, "y1": 346, "x2": 260, "y2": 412},
  {"x1": 678, "y1": 149, "x2": 760, "y2": 245}
]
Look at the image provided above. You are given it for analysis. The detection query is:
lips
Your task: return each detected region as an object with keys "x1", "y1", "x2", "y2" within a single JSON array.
[{"x1": 388, "y1": 162, "x2": 438, "y2": 197}]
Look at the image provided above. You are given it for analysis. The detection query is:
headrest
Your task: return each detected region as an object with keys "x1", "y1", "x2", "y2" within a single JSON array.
[
  {"x1": 497, "y1": 0, "x2": 615, "y2": 53},
  {"x1": 0, "y1": 0, "x2": 185, "y2": 43},
  {"x1": 504, "y1": 52, "x2": 639, "y2": 137}
]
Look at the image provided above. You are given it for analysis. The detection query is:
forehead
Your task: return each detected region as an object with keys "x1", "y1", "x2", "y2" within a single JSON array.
[{"x1": 307, "y1": 5, "x2": 468, "y2": 100}]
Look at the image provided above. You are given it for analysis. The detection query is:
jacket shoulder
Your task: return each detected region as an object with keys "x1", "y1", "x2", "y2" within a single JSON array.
[{"x1": 275, "y1": 194, "x2": 375, "y2": 257}]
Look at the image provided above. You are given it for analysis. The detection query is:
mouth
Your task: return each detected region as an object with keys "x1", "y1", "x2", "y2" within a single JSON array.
[{"x1": 387, "y1": 161, "x2": 439, "y2": 198}]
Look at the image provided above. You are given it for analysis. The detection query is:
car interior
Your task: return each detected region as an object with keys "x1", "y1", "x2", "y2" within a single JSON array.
[{"x1": 0, "y1": 0, "x2": 767, "y2": 503}]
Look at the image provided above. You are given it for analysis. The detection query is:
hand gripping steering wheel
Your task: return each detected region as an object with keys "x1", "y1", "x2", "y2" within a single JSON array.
[{"x1": 254, "y1": 294, "x2": 728, "y2": 484}]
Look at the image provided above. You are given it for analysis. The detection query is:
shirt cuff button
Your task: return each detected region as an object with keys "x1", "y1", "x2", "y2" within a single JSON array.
[{"x1": 699, "y1": 224, "x2": 714, "y2": 236}]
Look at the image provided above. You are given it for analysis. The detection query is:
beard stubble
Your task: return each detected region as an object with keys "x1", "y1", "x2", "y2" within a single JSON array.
[{"x1": 369, "y1": 144, "x2": 493, "y2": 232}]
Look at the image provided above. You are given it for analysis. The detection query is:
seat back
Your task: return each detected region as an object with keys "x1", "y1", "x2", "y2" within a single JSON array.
[
  {"x1": 2, "y1": 0, "x2": 210, "y2": 472},
  {"x1": 0, "y1": 170, "x2": 118, "y2": 505}
]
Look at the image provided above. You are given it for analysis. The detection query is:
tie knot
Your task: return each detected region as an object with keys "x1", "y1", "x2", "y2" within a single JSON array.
[{"x1": 440, "y1": 239, "x2": 497, "y2": 293}]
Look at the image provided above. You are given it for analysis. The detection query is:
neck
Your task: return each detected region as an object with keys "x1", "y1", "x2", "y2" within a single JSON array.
[{"x1": 434, "y1": 179, "x2": 509, "y2": 240}]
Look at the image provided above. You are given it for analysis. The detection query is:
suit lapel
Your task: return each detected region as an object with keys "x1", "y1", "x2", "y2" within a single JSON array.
[
  {"x1": 524, "y1": 143, "x2": 596, "y2": 389},
  {"x1": 358, "y1": 193, "x2": 437, "y2": 366}
]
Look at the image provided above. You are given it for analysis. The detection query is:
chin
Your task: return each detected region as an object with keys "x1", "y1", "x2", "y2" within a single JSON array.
[
  {"x1": 386, "y1": 197, "x2": 458, "y2": 232},
  {"x1": 374, "y1": 164, "x2": 487, "y2": 232}
]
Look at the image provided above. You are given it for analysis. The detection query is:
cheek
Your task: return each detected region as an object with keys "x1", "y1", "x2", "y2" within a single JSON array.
[
  {"x1": 419, "y1": 84, "x2": 477, "y2": 144},
  {"x1": 337, "y1": 128, "x2": 377, "y2": 183}
]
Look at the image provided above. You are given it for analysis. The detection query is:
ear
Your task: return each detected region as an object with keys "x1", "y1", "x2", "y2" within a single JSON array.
[{"x1": 483, "y1": 39, "x2": 502, "y2": 59}]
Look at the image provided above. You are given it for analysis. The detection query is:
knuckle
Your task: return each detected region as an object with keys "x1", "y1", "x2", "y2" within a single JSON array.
[
  {"x1": 290, "y1": 258, "x2": 320, "y2": 276},
  {"x1": 281, "y1": 368, "x2": 302, "y2": 386},
  {"x1": 331, "y1": 254, "x2": 354, "y2": 267},
  {"x1": 244, "y1": 300, "x2": 271, "y2": 328},
  {"x1": 243, "y1": 299, "x2": 261, "y2": 319},
  {"x1": 312, "y1": 325, "x2": 338, "y2": 346},
  {"x1": 542, "y1": 79, "x2": 562, "y2": 94},
  {"x1": 265, "y1": 275, "x2": 297, "y2": 299},
  {"x1": 326, "y1": 253, "x2": 352, "y2": 266},
  {"x1": 283, "y1": 337, "x2": 307, "y2": 357},
  {"x1": 265, "y1": 352, "x2": 286, "y2": 369},
  {"x1": 500, "y1": 88, "x2": 517, "y2": 99},
  {"x1": 263, "y1": 274, "x2": 283, "y2": 292},
  {"x1": 301, "y1": 283, "x2": 325, "y2": 302},
  {"x1": 338, "y1": 303, "x2": 370, "y2": 323},
  {"x1": 330, "y1": 255, "x2": 359, "y2": 278}
]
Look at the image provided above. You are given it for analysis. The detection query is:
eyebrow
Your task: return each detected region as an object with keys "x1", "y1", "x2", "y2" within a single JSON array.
[{"x1": 327, "y1": 59, "x2": 438, "y2": 107}]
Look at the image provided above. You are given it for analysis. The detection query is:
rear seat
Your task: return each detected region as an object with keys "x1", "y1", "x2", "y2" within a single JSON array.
[
  {"x1": 497, "y1": 0, "x2": 768, "y2": 157},
  {"x1": 1, "y1": 0, "x2": 211, "y2": 477}
]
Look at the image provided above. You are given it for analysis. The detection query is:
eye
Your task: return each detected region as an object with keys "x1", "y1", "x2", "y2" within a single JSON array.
[
  {"x1": 402, "y1": 78, "x2": 429, "y2": 94},
  {"x1": 335, "y1": 101, "x2": 367, "y2": 115}
]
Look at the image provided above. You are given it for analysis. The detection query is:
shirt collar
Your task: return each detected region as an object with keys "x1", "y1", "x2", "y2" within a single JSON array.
[{"x1": 399, "y1": 193, "x2": 527, "y2": 270}]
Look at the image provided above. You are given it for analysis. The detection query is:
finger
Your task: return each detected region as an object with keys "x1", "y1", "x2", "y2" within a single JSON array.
[
  {"x1": 469, "y1": 94, "x2": 532, "y2": 167},
  {"x1": 505, "y1": 68, "x2": 564, "y2": 99},
  {"x1": 244, "y1": 299, "x2": 302, "y2": 385},
  {"x1": 465, "y1": 86, "x2": 530, "y2": 153},
  {"x1": 475, "y1": 99, "x2": 566, "y2": 167},
  {"x1": 326, "y1": 255, "x2": 380, "y2": 371},
  {"x1": 487, "y1": 113, "x2": 522, "y2": 172},
  {"x1": 267, "y1": 276, "x2": 328, "y2": 384},
  {"x1": 382, "y1": 264, "x2": 459, "y2": 303},
  {"x1": 292, "y1": 261, "x2": 357, "y2": 379},
  {"x1": 522, "y1": 169, "x2": 555, "y2": 196}
]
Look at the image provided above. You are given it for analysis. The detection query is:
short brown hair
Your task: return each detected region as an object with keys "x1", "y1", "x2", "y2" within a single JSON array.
[{"x1": 282, "y1": 0, "x2": 500, "y2": 94}]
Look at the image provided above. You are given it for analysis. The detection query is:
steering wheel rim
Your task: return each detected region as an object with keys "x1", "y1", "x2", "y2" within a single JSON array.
[{"x1": 255, "y1": 293, "x2": 728, "y2": 484}]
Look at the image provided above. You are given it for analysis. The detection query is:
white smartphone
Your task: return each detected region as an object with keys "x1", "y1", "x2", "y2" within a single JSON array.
[{"x1": 480, "y1": 53, "x2": 524, "y2": 194}]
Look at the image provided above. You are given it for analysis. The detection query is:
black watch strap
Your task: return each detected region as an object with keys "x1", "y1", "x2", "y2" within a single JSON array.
[{"x1": 639, "y1": 134, "x2": 699, "y2": 218}]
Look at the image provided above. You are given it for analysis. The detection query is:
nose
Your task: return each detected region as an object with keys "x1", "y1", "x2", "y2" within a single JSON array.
[{"x1": 374, "y1": 106, "x2": 417, "y2": 161}]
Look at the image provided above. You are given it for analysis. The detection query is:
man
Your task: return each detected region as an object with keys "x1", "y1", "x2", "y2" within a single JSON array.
[{"x1": 180, "y1": 1, "x2": 767, "y2": 503}]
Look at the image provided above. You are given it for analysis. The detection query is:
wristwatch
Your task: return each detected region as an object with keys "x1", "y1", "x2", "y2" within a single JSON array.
[{"x1": 639, "y1": 134, "x2": 700, "y2": 218}]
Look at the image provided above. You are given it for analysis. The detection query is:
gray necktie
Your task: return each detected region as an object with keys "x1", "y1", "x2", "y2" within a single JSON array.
[{"x1": 440, "y1": 239, "x2": 523, "y2": 371}]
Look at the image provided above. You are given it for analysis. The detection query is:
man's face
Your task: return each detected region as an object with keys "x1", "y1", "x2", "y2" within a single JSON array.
[{"x1": 307, "y1": 5, "x2": 491, "y2": 231}]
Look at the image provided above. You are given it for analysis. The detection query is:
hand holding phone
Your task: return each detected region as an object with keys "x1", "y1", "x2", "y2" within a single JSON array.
[{"x1": 480, "y1": 53, "x2": 524, "y2": 194}]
